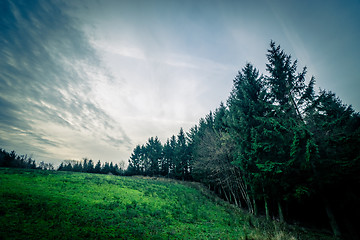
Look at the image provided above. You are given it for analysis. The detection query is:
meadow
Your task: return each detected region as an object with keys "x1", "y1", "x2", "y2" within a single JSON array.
[{"x1": 0, "y1": 168, "x2": 334, "y2": 239}]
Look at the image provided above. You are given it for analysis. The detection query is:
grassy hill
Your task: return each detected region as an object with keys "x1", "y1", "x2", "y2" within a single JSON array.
[{"x1": 0, "y1": 168, "x2": 334, "y2": 239}]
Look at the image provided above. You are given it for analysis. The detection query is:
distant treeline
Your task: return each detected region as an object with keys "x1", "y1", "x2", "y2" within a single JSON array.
[
  {"x1": 0, "y1": 148, "x2": 54, "y2": 170},
  {"x1": 0, "y1": 148, "x2": 124, "y2": 176},
  {"x1": 126, "y1": 41, "x2": 360, "y2": 239},
  {"x1": 58, "y1": 158, "x2": 124, "y2": 175}
]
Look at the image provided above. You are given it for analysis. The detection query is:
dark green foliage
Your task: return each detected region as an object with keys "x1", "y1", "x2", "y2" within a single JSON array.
[
  {"x1": 127, "y1": 145, "x2": 144, "y2": 175},
  {"x1": 58, "y1": 158, "x2": 124, "y2": 176},
  {"x1": 126, "y1": 131, "x2": 192, "y2": 180},
  {"x1": 305, "y1": 90, "x2": 360, "y2": 238},
  {"x1": 174, "y1": 128, "x2": 191, "y2": 180},
  {"x1": 0, "y1": 149, "x2": 37, "y2": 169},
  {"x1": 145, "y1": 137, "x2": 163, "y2": 176},
  {"x1": 94, "y1": 160, "x2": 102, "y2": 173},
  {"x1": 127, "y1": 137, "x2": 163, "y2": 177}
]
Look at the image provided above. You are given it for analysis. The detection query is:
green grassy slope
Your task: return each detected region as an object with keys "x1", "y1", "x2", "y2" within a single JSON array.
[{"x1": 0, "y1": 168, "x2": 334, "y2": 239}]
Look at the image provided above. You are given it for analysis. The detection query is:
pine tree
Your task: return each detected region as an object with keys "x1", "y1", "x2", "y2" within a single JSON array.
[
  {"x1": 57, "y1": 162, "x2": 65, "y2": 171},
  {"x1": 145, "y1": 137, "x2": 162, "y2": 176},
  {"x1": 73, "y1": 161, "x2": 82, "y2": 172},
  {"x1": 227, "y1": 63, "x2": 267, "y2": 216},
  {"x1": 102, "y1": 162, "x2": 110, "y2": 174},
  {"x1": 87, "y1": 159, "x2": 94, "y2": 173},
  {"x1": 262, "y1": 41, "x2": 319, "y2": 221},
  {"x1": 127, "y1": 145, "x2": 143, "y2": 175},
  {"x1": 169, "y1": 135, "x2": 177, "y2": 177},
  {"x1": 94, "y1": 160, "x2": 102, "y2": 173},
  {"x1": 161, "y1": 139, "x2": 172, "y2": 177},
  {"x1": 174, "y1": 128, "x2": 190, "y2": 180}
]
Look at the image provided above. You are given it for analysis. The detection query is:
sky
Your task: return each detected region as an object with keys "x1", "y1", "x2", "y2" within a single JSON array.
[{"x1": 1, "y1": 0, "x2": 359, "y2": 166}]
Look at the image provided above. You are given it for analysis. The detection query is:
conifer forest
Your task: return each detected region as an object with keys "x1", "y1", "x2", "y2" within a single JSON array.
[{"x1": 126, "y1": 41, "x2": 360, "y2": 238}]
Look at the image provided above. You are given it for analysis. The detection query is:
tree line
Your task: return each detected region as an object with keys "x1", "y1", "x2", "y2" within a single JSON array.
[
  {"x1": 126, "y1": 41, "x2": 360, "y2": 239},
  {"x1": 0, "y1": 148, "x2": 124, "y2": 176},
  {"x1": 58, "y1": 158, "x2": 124, "y2": 175},
  {"x1": 0, "y1": 148, "x2": 45, "y2": 169}
]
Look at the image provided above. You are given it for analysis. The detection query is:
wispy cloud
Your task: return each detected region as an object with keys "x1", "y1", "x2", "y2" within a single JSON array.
[{"x1": 0, "y1": 0, "x2": 131, "y2": 164}]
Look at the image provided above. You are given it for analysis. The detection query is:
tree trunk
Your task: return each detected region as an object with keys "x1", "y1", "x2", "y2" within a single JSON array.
[
  {"x1": 264, "y1": 197, "x2": 270, "y2": 220},
  {"x1": 222, "y1": 186, "x2": 230, "y2": 202},
  {"x1": 342, "y1": 213, "x2": 359, "y2": 240},
  {"x1": 323, "y1": 199, "x2": 341, "y2": 238},
  {"x1": 233, "y1": 168, "x2": 253, "y2": 213},
  {"x1": 278, "y1": 201, "x2": 284, "y2": 223},
  {"x1": 230, "y1": 188, "x2": 239, "y2": 207},
  {"x1": 253, "y1": 198, "x2": 258, "y2": 216},
  {"x1": 310, "y1": 159, "x2": 341, "y2": 237}
]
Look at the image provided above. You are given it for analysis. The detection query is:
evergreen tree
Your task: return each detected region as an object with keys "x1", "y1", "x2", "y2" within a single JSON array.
[
  {"x1": 57, "y1": 162, "x2": 65, "y2": 171},
  {"x1": 227, "y1": 63, "x2": 268, "y2": 217},
  {"x1": 102, "y1": 162, "x2": 110, "y2": 174},
  {"x1": 64, "y1": 163, "x2": 73, "y2": 171},
  {"x1": 174, "y1": 128, "x2": 190, "y2": 180},
  {"x1": 72, "y1": 161, "x2": 82, "y2": 172},
  {"x1": 145, "y1": 137, "x2": 162, "y2": 176},
  {"x1": 87, "y1": 159, "x2": 94, "y2": 173},
  {"x1": 161, "y1": 139, "x2": 173, "y2": 177},
  {"x1": 127, "y1": 145, "x2": 143, "y2": 175},
  {"x1": 109, "y1": 162, "x2": 115, "y2": 174},
  {"x1": 82, "y1": 158, "x2": 88, "y2": 172},
  {"x1": 186, "y1": 125, "x2": 199, "y2": 179},
  {"x1": 262, "y1": 41, "x2": 319, "y2": 221},
  {"x1": 94, "y1": 160, "x2": 102, "y2": 173}
]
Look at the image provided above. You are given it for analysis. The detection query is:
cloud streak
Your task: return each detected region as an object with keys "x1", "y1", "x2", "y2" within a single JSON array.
[{"x1": 0, "y1": 0, "x2": 131, "y2": 164}]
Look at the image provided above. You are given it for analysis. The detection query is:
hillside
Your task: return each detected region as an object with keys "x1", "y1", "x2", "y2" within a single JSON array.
[{"x1": 0, "y1": 168, "x2": 334, "y2": 239}]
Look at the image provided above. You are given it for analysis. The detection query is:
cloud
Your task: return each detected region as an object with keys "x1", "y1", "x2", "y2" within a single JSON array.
[
  {"x1": 0, "y1": 0, "x2": 131, "y2": 164},
  {"x1": 2, "y1": 0, "x2": 358, "y2": 165}
]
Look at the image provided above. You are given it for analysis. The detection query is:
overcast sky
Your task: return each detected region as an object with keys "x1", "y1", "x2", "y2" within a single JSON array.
[{"x1": 1, "y1": 0, "x2": 359, "y2": 166}]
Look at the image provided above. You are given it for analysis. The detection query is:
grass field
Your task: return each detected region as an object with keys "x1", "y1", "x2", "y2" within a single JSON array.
[{"x1": 0, "y1": 168, "x2": 334, "y2": 239}]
